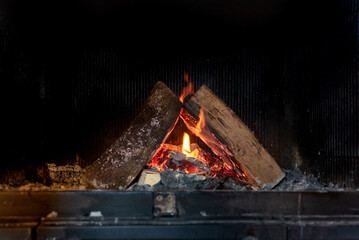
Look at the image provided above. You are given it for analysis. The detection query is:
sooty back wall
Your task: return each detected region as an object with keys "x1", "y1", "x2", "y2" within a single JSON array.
[{"x1": 0, "y1": 0, "x2": 358, "y2": 186}]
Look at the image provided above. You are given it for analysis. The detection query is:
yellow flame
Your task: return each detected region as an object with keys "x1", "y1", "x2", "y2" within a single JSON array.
[
  {"x1": 182, "y1": 133, "x2": 191, "y2": 157},
  {"x1": 182, "y1": 132, "x2": 201, "y2": 159}
]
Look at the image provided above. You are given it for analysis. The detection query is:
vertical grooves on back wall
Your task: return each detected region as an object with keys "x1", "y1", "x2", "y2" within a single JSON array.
[{"x1": 38, "y1": 0, "x2": 359, "y2": 187}]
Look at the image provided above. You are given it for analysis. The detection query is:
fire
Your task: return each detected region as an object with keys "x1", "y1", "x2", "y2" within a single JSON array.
[
  {"x1": 147, "y1": 142, "x2": 238, "y2": 179},
  {"x1": 179, "y1": 72, "x2": 194, "y2": 103},
  {"x1": 196, "y1": 108, "x2": 205, "y2": 131},
  {"x1": 181, "y1": 132, "x2": 199, "y2": 159},
  {"x1": 182, "y1": 133, "x2": 191, "y2": 156},
  {"x1": 181, "y1": 109, "x2": 205, "y2": 158},
  {"x1": 146, "y1": 75, "x2": 247, "y2": 183},
  {"x1": 146, "y1": 108, "x2": 242, "y2": 180}
]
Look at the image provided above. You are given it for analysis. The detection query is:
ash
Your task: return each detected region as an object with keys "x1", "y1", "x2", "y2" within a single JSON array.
[
  {"x1": 130, "y1": 169, "x2": 221, "y2": 191},
  {"x1": 272, "y1": 168, "x2": 344, "y2": 191},
  {"x1": 129, "y1": 168, "x2": 346, "y2": 191},
  {"x1": 0, "y1": 165, "x2": 350, "y2": 191},
  {"x1": 129, "y1": 168, "x2": 248, "y2": 191}
]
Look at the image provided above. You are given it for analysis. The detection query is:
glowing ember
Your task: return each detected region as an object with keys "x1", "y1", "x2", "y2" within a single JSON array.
[
  {"x1": 146, "y1": 73, "x2": 247, "y2": 183},
  {"x1": 147, "y1": 143, "x2": 237, "y2": 179},
  {"x1": 179, "y1": 72, "x2": 194, "y2": 103},
  {"x1": 179, "y1": 108, "x2": 246, "y2": 179},
  {"x1": 146, "y1": 108, "x2": 246, "y2": 181}
]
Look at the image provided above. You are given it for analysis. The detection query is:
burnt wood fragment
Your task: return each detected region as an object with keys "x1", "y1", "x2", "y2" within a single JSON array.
[
  {"x1": 185, "y1": 85, "x2": 284, "y2": 189},
  {"x1": 37, "y1": 163, "x2": 85, "y2": 186},
  {"x1": 84, "y1": 81, "x2": 182, "y2": 189}
]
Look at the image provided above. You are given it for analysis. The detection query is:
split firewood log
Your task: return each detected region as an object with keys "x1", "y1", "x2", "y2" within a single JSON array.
[
  {"x1": 84, "y1": 81, "x2": 182, "y2": 189},
  {"x1": 184, "y1": 85, "x2": 284, "y2": 189}
]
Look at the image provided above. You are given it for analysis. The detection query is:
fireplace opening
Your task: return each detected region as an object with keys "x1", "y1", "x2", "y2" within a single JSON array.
[
  {"x1": 0, "y1": 0, "x2": 358, "y2": 190},
  {"x1": 2, "y1": 1, "x2": 359, "y2": 239}
]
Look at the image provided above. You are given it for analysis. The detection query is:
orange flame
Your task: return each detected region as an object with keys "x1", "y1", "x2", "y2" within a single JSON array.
[
  {"x1": 196, "y1": 108, "x2": 205, "y2": 131},
  {"x1": 146, "y1": 108, "x2": 245, "y2": 181},
  {"x1": 179, "y1": 72, "x2": 194, "y2": 103},
  {"x1": 181, "y1": 109, "x2": 205, "y2": 158}
]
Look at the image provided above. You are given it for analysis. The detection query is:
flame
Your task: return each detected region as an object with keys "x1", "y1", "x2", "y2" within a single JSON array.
[
  {"x1": 146, "y1": 99, "x2": 247, "y2": 182},
  {"x1": 179, "y1": 72, "x2": 194, "y2": 103},
  {"x1": 196, "y1": 108, "x2": 205, "y2": 131},
  {"x1": 181, "y1": 132, "x2": 200, "y2": 159},
  {"x1": 182, "y1": 133, "x2": 191, "y2": 156},
  {"x1": 147, "y1": 142, "x2": 239, "y2": 179},
  {"x1": 181, "y1": 109, "x2": 205, "y2": 159}
]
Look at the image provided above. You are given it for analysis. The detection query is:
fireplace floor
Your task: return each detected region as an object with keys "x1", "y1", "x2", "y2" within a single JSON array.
[
  {"x1": 0, "y1": 169, "x2": 348, "y2": 191},
  {"x1": 0, "y1": 168, "x2": 348, "y2": 192},
  {"x1": 0, "y1": 165, "x2": 356, "y2": 239}
]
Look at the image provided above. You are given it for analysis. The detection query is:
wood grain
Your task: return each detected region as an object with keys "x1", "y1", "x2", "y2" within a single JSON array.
[{"x1": 185, "y1": 85, "x2": 284, "y2": 189}]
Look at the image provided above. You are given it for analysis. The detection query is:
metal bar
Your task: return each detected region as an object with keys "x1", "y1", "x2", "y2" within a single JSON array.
[{"x1": 0, "y1": 191, "x2": 359, "y2": 239}]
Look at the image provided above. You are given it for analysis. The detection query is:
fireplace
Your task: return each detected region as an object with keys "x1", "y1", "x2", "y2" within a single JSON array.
[{"x1": 0, "y1": 0, "x2": 359, "y2": 239}]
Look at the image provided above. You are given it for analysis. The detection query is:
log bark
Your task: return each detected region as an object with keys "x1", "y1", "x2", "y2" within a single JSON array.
[
  {"x1": 84, "y1": 81, "x2": 182, "y2": 189},
  {"x1": 184, "y1": 85, "x2": 284, "y2": 189},
  {"x1": 179, "y1": 109, "x2": 247, "y2": 184}
]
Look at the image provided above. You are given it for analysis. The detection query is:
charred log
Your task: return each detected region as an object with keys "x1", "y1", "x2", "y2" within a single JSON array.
[
  {"x1": 37, "y1": 163, "x2": 85, "y2": 186},
  {"x1": 84, "y1": 81, "x2": 182, "y2": 189}
]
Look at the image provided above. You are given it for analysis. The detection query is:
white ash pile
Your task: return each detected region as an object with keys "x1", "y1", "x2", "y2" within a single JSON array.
[
  {"x1": 273, "y1": 168, "x2": 344, "y2": 191},
  {"x1": 129, "y1": 168, "x2": 247, "y2": 191},
  {"x1": 129, "y1": 167, "x2": 346, "y2": 191}
]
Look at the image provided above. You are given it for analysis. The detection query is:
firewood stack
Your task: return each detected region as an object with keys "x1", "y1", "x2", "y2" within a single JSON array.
[{"x1": 84, "y1": 81, "x2": 284, "y2": 190}]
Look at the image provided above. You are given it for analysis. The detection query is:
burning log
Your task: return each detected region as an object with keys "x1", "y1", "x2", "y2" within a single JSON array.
[
  {"x1": 184, "y1": 85, "x2": 284, "y2": 189},
  {"x1": 178, "y1": 109, "x2": 245, "y2": 181},
  {"x1": 84, "y1": 81, "x2": 182, "y2": 189}
]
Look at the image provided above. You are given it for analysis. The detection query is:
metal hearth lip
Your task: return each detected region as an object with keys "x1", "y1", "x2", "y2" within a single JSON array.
[{"x1": 0, "y1": 191, "x2": 359, "y2": 239}]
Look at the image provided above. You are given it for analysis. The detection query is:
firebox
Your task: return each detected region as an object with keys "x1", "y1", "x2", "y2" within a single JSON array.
[{"x1": 0, "y1": 0, "x2": 359, "y2": 239}]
